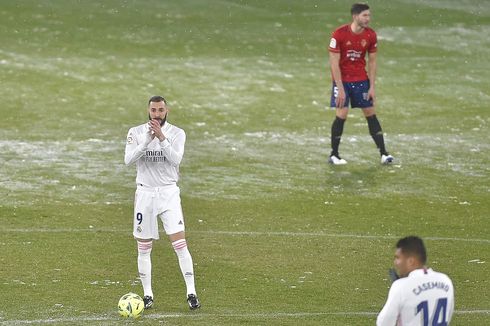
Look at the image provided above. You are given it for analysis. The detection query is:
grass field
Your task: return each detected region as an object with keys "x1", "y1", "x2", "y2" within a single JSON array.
[{"x1": 1, "y1": 0, "x2": 489, "y2": 325}]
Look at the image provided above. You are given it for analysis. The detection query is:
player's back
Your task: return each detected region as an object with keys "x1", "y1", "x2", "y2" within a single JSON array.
[{"x1": 397, "y1": 268, "x2": 454, "y2": 325}]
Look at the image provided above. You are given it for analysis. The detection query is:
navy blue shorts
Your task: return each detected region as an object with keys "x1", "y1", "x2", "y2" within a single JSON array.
[{"x1": 330, "y1": 80, "x2": 373, "y2": 108}]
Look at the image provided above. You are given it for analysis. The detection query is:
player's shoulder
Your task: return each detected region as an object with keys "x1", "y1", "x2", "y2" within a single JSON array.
[
  {"x1": 384, "y1": 278, "x2": 406, "y2": 302},
  {"x1": 332, "y1": 24, "x2": 350, "y2": 35},
  {"x1": 364, "y1": 26, "x2": 377, "y2": 37},
  {"x1": 391, "y1": 276, "x2": 411, "y2": 289},
  {"x1": 431, "y1": 270, "x2": 454, "y2": 284},
  {"x1": 128, "y1": 123, "x2": 148, "y2": 134},
  {"x1": 165, "y1": 122, "x2": 186, "y2": 137}
]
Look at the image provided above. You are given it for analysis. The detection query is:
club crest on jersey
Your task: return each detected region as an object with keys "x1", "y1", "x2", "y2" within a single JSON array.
[
  {"x1": 127, "y1": 135, "x2": 134, "y2": 144},
  {"x1": 361, "y1": 39, "x2": 367, "y2": 48}
]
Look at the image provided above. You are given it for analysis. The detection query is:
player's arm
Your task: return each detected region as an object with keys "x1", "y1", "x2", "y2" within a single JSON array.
[
  {"x1": 160, "y1": 130, "x2": 186, "y2": 167},
  {"x1": 329, "y1": 51, "x2": 346, "y2": 108},
  {"x1": 447, "y1": 279, "x2": 455, "y2": 323},
  {"x1": 124, "y1": 128, "x2": 152, "y2": 166},
  {"x1": 376, "y1": 282, "x2": 402, "y2": 326},
  {"x1": 367, "y1": 51, "x2": 377, "y2": 102}
]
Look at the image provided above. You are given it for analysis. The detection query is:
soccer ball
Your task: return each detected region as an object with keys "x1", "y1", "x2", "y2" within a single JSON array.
[{"x1": 118, "y1": 292, "x2": 144, "y2": 318}]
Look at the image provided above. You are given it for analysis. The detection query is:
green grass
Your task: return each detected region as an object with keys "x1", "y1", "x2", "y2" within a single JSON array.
[{"x1": 0, "y1": 0, "x2": 489, "y2": 324}]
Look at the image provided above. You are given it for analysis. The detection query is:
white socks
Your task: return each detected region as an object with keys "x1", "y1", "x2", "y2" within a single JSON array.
[
  {"x1": 138, "y1": 239, "x2": 196, "y2": 298},
  {"x1": 137, "y1": 241, "x2": 153, "y2": 298},
  {"x1": 172, "y1": 239, "x2": 197, "y2": 296}
]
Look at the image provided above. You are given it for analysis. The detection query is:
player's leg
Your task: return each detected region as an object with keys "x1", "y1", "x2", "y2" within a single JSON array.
[
  {"x1": 351, "y1": 80, "x2": 393, "y2": 164},
  {"x1": 135, "y1": 238, "x2": 154, "y2": 308},
  {"x1": 362, "y1": 109, "x2": 393, "y2": 163},
  {"x1": 329, "y1": 82, "x2": 349, "y2": 165},
  {"x1": 161, "y1": 187, "x2": 201, "y2": 309},
  {"x1": 133, "y1": 188, "x2": 159, "y2": 309},
  {"x1": 168, "y1": 231, "x2": 200, "y2": 309},
  {"x1": 362, "y1": 108, "x2": 386, "y2": 154}
]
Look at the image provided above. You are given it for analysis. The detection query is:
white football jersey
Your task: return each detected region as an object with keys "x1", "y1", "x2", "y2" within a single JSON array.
[
  {"x1": 377, "y1": 268, "x2": 454, "y2": 326},
  {"x1": 125, "y1": 122, "x2": 186, "y2": 187}
]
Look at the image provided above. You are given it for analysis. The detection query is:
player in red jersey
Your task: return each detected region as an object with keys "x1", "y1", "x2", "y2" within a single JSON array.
[{"x1": 328, "y1": 3, "x2": 394, "y2": 165}]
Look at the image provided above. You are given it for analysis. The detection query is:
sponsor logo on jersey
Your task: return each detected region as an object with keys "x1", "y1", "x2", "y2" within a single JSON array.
[
  {"x1": 329, "y1": 38, "x2": 337, "y2": 49},
  {"x1": 137, "y1": 226, "x2": 142, "y2": 233},
  {"x1": 347, "y1": 50, "x2": 362, "y2": 61},
  {"x1": 178, "y1": 220, "x2": 183, "y2": 225},
  {"x1": 346, "y1": 40, "x2": 352, "y2": 46},
  {"x1": 144, "y1": 150, "x2": 166, "y2": 162},
  {"x1": 127, "y1": 135, "x2": 134, "y2": 144}
]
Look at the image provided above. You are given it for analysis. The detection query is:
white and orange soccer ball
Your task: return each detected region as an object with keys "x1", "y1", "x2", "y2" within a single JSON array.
[{"x1": 118, "y1": 292, "x2": 144, "y2": 318}]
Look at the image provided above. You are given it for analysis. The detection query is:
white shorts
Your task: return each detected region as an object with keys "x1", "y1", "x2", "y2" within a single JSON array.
[{"x1": 133, "y1": 184, "x2": 185, "y2": 240}]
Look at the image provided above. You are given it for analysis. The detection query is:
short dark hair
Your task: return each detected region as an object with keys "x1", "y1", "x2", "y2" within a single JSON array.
[
  {"x1": 396, "y1": 236, "x2": 427, "y2": 264},
  {"x1": 148, "y1": 95, "x2": 167, "y2": 105},
  {"x1": 351, "y1": 3, "x2": 370, "y2": 15}
]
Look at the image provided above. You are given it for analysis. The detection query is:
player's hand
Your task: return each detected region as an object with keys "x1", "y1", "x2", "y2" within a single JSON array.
[
  {"x1": 367, "y1": 87, "x2": 376, "y2": 105},
  {"x1": 388, "y1": 268, "x2": 400, "y2": 282},
  {"x1": 147, "y1": 128, "x2": 156, "y2": 140},
  {"x1": 145, "y1": 123, "x2": 155, "y2": 140},
  {"x1": 335, "y1": 86, "x2": 346, "y2": 108},
  {"x1": 149, "y1": 119, "x2": 165, "y2": 142}
]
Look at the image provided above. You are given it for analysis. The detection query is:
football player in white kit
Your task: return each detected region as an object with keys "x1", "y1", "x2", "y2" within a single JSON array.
[
  {"x1": 124, "y1": 95, "x2": 200, "y2": 310},
  {"x1": 377, "y1": 236, "x2": 454, "y2": 326}
]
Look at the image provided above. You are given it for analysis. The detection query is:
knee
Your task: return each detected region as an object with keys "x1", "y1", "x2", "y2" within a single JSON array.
[
  {"x1": 363, "y1": 107, "x2": 376, "y2": 117},
  {"x1": 172, "y1": 239, "x2": 190, "y2": 258},
  {"x1": 172, "y1": 239, "x2": 188, "y2": 251},
  {"x1": 137, "y1": 240, "x2": 153, "y2": 254},
  {"x1": 336, "y1": 111, "x2": 348, "y2": 120},
  {"x1": 335, "y1": 107, "x2": 348, "y2": 120}
]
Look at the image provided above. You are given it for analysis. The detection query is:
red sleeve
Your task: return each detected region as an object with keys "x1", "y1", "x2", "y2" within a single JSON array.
[
  {"x1": 329, "y1": 29, "x2": 342, "y2": 53},
  {"x1": 368, "y1": 30, "x2": 377, "y2": 53}
]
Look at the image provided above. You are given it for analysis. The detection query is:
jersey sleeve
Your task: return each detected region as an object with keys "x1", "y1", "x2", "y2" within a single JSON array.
[
  {"x1": 368, "y1": 30, "x2": 377, "y2": 53},
  {"x1": 376, "y1": 281, "x2": 402, "y2": 326},
  {"x1": 160, "y1": 129, "x2": 186, "y2": 167},
  {"x1": 124, "y1": 127, "x2": 151, "y2": 165},
  {"x1": 446, "y1": 277, "x2": 455, "y2": 323},
  {"x1": 329, "y1": 29, "x2": 342, "y2": 53}
]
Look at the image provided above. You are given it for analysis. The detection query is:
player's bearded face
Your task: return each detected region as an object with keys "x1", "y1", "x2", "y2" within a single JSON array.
[
  {"x1": 355, "y1": 10, "x2": 370, "y2": 27},
  {"x1": 148, "y1": 101, "x2": 168, "y2": 126},
  {"x1": 148, "y1": 113, "x2": 167, "y2": 126}
]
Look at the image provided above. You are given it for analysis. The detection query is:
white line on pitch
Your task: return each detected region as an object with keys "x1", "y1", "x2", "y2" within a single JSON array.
[
  {"x1": 2, "y1": 310, "x2": 489, "y2": 324},
  {"x1": 2, "y1": 228, "x2": 490, "y2": 244},
  {"x1": 196, "y1": 231, "x2": 490, "y2": 244}
]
